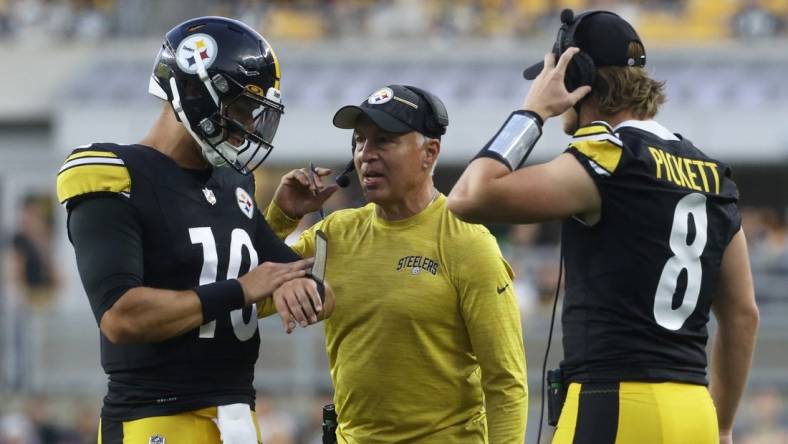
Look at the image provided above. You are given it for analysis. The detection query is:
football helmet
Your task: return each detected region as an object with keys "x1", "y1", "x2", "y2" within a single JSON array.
[{"x1": 149, "y1": 16, "x2": 284, "y2": 173}]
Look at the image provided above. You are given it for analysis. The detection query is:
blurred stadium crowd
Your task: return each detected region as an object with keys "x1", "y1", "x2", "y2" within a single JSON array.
[
  {"x1": 1, "y1": 1, "x2": 788, "y2": 443},
  {"x1": 0, "y1": 0, "x2": 786, "y2": 41}
]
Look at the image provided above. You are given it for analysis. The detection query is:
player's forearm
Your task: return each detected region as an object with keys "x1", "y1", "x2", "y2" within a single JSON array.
[
  {"x1": 447, "y1": 158, "x2": 510, "y2": 223},
  {"x1": 709, "y1": 307, "x2": 759, "y2": 432},
  {"x1": 100, "y1": 287, "x2": 203, "y2": 343}
]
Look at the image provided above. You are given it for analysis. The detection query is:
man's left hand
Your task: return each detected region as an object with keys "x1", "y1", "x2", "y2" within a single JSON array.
[
  {"x1": 273, "y1": 278, "x2": 335, "y2": 334},
  {"x1": 522, "y1": 47, "x2": 592, "y2": 121}
]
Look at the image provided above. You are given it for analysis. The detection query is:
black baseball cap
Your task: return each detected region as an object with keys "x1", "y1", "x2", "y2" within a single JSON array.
[
  {"x1": 333, "y1": 85, "x2": 445, "y2": 138},
  {"x1": 523, "y1": 9, "x2": 646, "y2": 80}
]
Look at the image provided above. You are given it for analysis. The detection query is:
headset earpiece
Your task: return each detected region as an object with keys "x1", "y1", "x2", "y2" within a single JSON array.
[
  {"x1": 403, "y1": 85, "x2": 448, "y2": 137},
  {"x1": 554, "y1": 9, "x2": 597, "y2": 93},
  {"x1": 564, "y1": 51, "x2": 596, "y2": 92}
]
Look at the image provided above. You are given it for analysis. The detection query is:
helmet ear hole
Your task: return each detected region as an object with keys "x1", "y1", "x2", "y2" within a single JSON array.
[{"x1": 199, "y1": 118, "x2": 219, "y2": 137}]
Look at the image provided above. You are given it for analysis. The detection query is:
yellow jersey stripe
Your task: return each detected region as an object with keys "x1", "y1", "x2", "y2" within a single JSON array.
[
  {"x1": 65, "y1": 150, "x2": 118, "y2": 162},
  {"x1": 570, "y1": 132, "x2": 623, "y2": 147},
  {"x1": 574, "y1": 123, "x2": 612, "y2": 137},
  {"x1": 569, "y1": 138, "x2": 623, "y2": 173},
  {"x1": 59, "y1": 156, "x2": 125, "y2": 174},
  {"x1": 56, "y1": 163, "x2": 131, "y2": 204}
]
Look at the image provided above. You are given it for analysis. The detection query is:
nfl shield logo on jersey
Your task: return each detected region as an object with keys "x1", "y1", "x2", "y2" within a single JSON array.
[
  {"x1": 202, "y1": 187, "x2": 217, "y2": 205},
  {"x1": 149, "y1": 435, "x2": 165, "y2": 444}
]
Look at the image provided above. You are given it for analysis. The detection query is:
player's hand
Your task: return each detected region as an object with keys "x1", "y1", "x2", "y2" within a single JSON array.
[
  {"x1": 237, "y1": 259, "x2": 314, "y2": 305},
  {"x1": 522, "y1": 47, "x2": 592, "y2": 121},
  {"x1": 272, "y1": 278, "x2": 330, "y2": 333},
  {"x1": 273, "y1": 166, "x2": 339, "y2": 219},
  {"x1": 719, "y1": 430, "x2": 733, "y2": 444}
]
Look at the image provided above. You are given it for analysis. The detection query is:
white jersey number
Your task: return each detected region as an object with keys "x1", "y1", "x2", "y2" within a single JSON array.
[
  {"x1": 189, "y1": 227, "x2": 258, "y2": 341},
  {"x1": 653, "y1": 193, "x2": 708, "y2": 331}
]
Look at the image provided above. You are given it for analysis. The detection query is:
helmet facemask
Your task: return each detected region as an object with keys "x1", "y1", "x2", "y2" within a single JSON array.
[{"x1": 197, "y1": 79, "x2": 283, "y2": 173}]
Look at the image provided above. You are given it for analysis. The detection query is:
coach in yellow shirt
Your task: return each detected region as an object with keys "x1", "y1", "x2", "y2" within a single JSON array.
[{"x1": 265, "y1": 84, "x2": 527, "y2": 443}]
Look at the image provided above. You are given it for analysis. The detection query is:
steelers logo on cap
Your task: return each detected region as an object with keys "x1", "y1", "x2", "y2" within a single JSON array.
[
  {"x1": 176, "y1": 33, "x2": 218, "y2": 74},
  {"x1": 367, "y1": 87, "x2": 394, "y2": 105}
]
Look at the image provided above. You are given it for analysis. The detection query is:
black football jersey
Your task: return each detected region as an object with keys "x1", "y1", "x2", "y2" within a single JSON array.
[
  {"x1": 57, "y1": 143, "x2": 299, "y2": 420},
  {"x1": 561, "y1": 120, "x2": 741, "y2": 385}
]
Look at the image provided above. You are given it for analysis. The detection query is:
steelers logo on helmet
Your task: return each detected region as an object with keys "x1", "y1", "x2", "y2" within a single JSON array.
[
  {"x1": 367, "y1": 87, "x2": 394, "y2": 105},
  {"x1": 175, "y1": 33, "x2": 218, "y2": 74}
]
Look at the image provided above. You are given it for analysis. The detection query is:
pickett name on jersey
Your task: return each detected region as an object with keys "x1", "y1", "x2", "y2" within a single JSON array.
[
  {"x1": 396, "y1": 255, "x2": 439, "y2": 275},
  {"x1": 648, "y1": 146, "x2": 721, "y2": 194}
]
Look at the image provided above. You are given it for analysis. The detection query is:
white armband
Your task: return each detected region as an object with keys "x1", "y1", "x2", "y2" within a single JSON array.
[{"x1": 475, "y1": 110, "x2": 543, "y2": 170}]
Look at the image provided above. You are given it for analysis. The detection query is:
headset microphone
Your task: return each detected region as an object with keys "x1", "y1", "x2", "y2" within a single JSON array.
[
  {"x1": 560, "y1": 8, "x2": 574, "y2": 25},
  {"x1": 335, "y1": 160, "x2": 355, "y2": 188}
]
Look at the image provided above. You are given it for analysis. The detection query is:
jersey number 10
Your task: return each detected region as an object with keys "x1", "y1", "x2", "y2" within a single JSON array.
[
  {"x1": 653, "y1": 193, "x2": 708, "y2": 331},
  {"x1": 190, "y1": 227, "x2": 259, "y2": 341}
]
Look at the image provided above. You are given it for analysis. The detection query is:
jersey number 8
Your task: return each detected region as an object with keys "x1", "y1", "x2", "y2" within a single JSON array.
[{"x1": 653, "y1": 193, "x2": 708, "y2": 331}]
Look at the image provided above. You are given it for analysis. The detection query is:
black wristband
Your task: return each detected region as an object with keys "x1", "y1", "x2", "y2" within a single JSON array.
[{"x1": 194, "y1": 279, "x2": 246, "y2": 322}]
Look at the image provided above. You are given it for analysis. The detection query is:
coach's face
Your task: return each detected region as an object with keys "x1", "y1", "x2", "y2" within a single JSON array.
[{"x1": 352, "y1": 116, "x2": 433, "y2": 206}]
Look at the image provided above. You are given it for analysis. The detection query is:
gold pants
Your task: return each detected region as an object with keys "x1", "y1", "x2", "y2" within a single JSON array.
[
  {"x1": 98, "y1": 406, "x2": 261, "y2": 443},
  {"x1": 552, "y1": 382, "x2": 718, "y2": 444}
]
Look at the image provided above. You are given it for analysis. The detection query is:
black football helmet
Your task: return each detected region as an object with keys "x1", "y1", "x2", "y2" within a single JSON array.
[{"x1": 149, "y1": 16, "x2": 284, "y2": 173}]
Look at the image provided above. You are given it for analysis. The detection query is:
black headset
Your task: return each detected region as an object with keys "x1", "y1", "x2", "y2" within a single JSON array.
[
  {"x1": 403, "y1": 85, "x2": 449, "y2": 138},
  {"x1": 335, "y1": 86, "x2": 449, "y2": 187},
  {"x1": 335, "y1": 134, "x2": 356, "y2": 188},
  {"x1": 554, "y1": 9, "x2": 598, "y2": 93}
]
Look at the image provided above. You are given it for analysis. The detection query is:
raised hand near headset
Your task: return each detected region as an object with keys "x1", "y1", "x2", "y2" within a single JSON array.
[{"x1": 523, "y1": 47, "x2": 592, "y2": 121}]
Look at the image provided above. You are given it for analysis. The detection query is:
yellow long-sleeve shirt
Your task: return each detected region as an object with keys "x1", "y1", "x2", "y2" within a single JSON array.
[{"x1": 265, "y1": 194, "x2": 527, "y2": 443}]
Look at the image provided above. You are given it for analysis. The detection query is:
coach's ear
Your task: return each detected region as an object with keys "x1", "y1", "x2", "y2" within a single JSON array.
[{"x1": 421, "y1": 137, "x2": 440, "y2": 171}]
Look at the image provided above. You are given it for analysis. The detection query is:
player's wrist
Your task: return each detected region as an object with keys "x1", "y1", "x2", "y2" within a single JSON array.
[
  {"x1": 195, "y1": 279, "x2": 246, "y2": 322},
  {"x1": 473, "y1": 110, "x2": 543, "y2": 171},
  {"x1": 521, "y1": 108, "x2": 546, "y2": 125}
]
